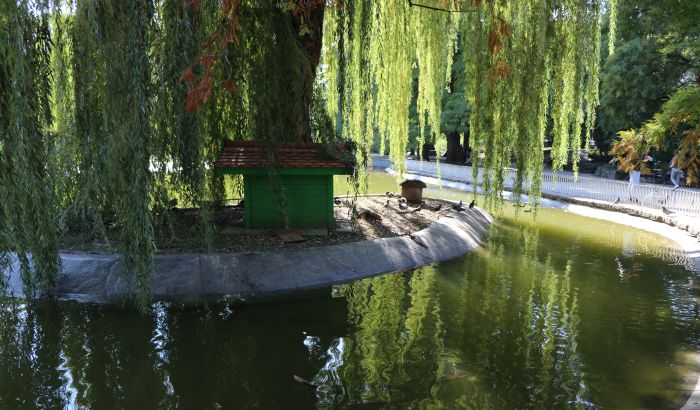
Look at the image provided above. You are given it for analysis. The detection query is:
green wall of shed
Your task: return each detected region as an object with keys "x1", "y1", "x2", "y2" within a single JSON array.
[{"x1": 243, "y1": 174, "x2": 334, "y2": 229}]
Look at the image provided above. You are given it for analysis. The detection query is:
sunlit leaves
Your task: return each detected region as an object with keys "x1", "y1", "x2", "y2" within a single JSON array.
[
  {"x1": 321, "y1": 0, "x2": 605, "y2": 209},
  {"x1": 613, "y1": 86, "x2": 700, "y2": 184},
  {"x1": 609, "y1": 130, "x2": 655, "y2": 174}
]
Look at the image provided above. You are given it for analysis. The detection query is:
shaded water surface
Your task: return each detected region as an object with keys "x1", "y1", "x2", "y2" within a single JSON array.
[{"x1": 0, "y1": 173, "x2": 698, "y2": 409}]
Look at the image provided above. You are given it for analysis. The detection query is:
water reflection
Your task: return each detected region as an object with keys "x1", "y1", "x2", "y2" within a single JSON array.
[
  {"x1": 321, "y1": 220, "x2": 699, "y2": 408},
  {"x1": 0, "y1": 217, "x2": 697, "y2": 408},
  {"x1": 321, "y1": 224, "x2": 587, "y2": 408}
]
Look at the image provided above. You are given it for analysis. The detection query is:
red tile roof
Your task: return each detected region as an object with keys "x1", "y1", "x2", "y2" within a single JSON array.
[{"x1": 215, "y1": 140, "x2": 349, "y2": 169}]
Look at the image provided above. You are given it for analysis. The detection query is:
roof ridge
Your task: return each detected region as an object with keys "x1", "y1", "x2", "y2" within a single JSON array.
[{"x1": 216, "y1": 140, "x2": 350, "y2": 169}]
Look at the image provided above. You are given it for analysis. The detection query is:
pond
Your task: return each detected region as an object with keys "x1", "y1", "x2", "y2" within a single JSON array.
[{"x1": 0, "y1": 172, "x2": 698, "y2": 409}]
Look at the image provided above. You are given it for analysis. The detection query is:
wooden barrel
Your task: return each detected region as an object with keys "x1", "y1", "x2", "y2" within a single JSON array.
[{"x1": 400, "y1": 179, "x2": 427, "y2": 203}]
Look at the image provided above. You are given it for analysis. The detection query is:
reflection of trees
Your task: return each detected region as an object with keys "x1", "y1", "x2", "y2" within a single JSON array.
[
  {"x1": 0, "y1": 301, "x2": 169, "y2": 408},
  {"x1": 0, "y1": 216, "x2": 696, "y2": 408},
  {"x1": 324, "y1": 223, "x2": 587, "y2": 408},
  {"x1": 0, "y1": 298, "x2": 345, "y2": 409}
]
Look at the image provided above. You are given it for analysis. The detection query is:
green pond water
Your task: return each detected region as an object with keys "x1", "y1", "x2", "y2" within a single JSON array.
[{"x1": 1, "y1": 172, "x2": 699, "y2": 409}]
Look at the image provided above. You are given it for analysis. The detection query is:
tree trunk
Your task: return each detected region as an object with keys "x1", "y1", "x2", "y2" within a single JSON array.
[
  {"x1": 445, "y1": 132, "x2": 463, "y2": 163},
  {"x1": 292, "y1": 5, "x2": 325, "y2": 142},
  {"x1": 463, "y1": 132, "x2": 471, "y2": 160},
  {"x1": 422, "y1": 143, "x2": 434, "y2": 161}
]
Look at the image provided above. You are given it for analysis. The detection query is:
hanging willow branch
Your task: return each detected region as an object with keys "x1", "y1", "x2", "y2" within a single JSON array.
[
  {"x1": 321, "y1": 0, "x2": 606, "y2": 212},
  {"x1": 0, "y1": 0, "x2": 610, "y2": 309},
  {"x1": 0, "y1": 0, "x2": 62, "y2": 297},
  {"x1": 407, "y1": 0, "x2": 476, "y2": 13}
]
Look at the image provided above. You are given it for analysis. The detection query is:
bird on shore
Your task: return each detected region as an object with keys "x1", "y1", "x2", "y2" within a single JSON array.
[
  {"x1": 612, "y1": 197, "x2": 620, "y2": 205},
  {"x1": 468, "y1": 199, "x2": 475, "y2": 209},
  {"x1": 452, "y1": 201, "x2": 465, "y2": 211},
  {"x1": 333, "y1": 197, "x2": 342, "y2": 206},
  {"x1": 662, "y1": 206, "x2": 674, "y2": 215}
]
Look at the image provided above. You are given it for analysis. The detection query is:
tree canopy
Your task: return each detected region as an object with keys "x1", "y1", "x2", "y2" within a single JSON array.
[
  {"x1": 598, "y1": 38, "x2": 686, "y2": 150},
  {"x1": 0, "y1": 0, "x2": 612, "y2": 307},
  {"x1": 605, "y1": 0, "x2": 699, "y2": 182}
]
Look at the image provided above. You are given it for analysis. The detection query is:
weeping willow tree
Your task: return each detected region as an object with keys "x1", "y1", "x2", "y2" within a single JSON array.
[
  {"x1": 0, "y1": 0, "x2": 613, "y2": 308},
  {"x1": 322, "y1": 0, "x2": 607, "y2": 210}
]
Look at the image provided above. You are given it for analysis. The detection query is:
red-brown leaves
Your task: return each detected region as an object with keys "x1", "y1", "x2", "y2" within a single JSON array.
[
  {"x1": 488, "y1": 28, "x2": 503, "y2": 54},
  {"x1": 486, "y1": 14, "x2": 512, "y2": 82},
  {"x1": 184, "y1": 0, "x2": 201, "y2": 12},
  {"x1": 287, "y1": 0, "x2": 326, "y2": 35},
  {"x1": 180, "y1": 67, "x2": 196, "y2": 83},
  {"x1": 181, "y1": 0, "x2": 244, "y2": 113},
  {"x1": 185, "y1": 72, "x2": 213, "y2": 113},
  {"x1": 288, "y1": 0, "x2": 325, "y2": 17},
  {"x1": 225, "y1": 16, "x2": 241, "y2": 44},
  {"x1": 487, "y1": 16, "x2": 510, "y2": 54},
  {"x1": 222, "y1": 0, "x2": 234, "y2": 13},
  {"x1": 223, "y1": 79, "x2": 236, "y2": 92},
  {"x1": 183, "y1": 0, "x2": 335, "y2": 112},
  {"x1": 201, "y1": 55, "x2": 216, "y2": 70},
  {"x1": 486, "y1": 59, "x2": 511, "y2": 81}
]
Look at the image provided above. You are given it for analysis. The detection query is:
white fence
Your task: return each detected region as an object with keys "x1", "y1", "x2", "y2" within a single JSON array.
[{"x1": 373, "y1": 155, "x2": 700, "y2": 216}]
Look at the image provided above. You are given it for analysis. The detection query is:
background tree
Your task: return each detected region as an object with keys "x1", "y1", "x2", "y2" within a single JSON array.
[
  {"x1": 440, "y1": 47, "x2": 470, "y2": 163},
  {"x1": 597, "y1": 0, "x2": 699, "y2": 160},
  {"x1": 404, "y1": 39, "x2": 471, "y2": 163},
  {"x1": 597, "y1": 38, "x2": 686, "y2": 152}
]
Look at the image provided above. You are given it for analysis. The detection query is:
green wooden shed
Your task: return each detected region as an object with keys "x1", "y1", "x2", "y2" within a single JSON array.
[{"x1": 215, "y1": 141, "x2": 351, "y2": 229}]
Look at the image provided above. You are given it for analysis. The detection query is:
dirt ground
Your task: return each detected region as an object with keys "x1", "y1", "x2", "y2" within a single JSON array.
[
  {"x1": 62, "y1": 196, "x2": 456, "y2": 254},
  {"x1": 333, "y1": 195, "x2": 452, "y2": 239}
]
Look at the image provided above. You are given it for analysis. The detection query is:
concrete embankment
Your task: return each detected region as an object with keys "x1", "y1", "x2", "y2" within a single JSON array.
[{"x1": 3, "y1": 203, "x2": 492, "y2": 303}]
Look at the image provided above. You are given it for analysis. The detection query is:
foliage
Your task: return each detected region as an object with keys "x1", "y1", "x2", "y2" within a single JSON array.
[
  {"x1": 595, "y1": 0, "x2": 699, "y2": 151},
  {"x1": 440, "y1": 47, "x2": 470, "y2": 137},
  {"x1": 610, "y1": 87, "x2": 700, "y2": 184},
  {"x1": 0, "y1": 0, "x2": 334, "y2": 308},
  {"x1": 648, "y1": 87, "x2": 699, "y2": 184},
  {"x1": 609, "y1": 130, "x2": 655, "y2": 174},
  {"x1": 598, "y1": 38, "x2": 687, "y2": 150},
  {"x1": 1, "y1": 0, "x2": 610, "y2": 308},
  {"x1": 613, "y1": 0, "x2": 699, "y2": 75},
  {"x1": 607, "y1": 0, "x2": 617, "y2": 56},
  {"x1": 406, "y1": 41, "x2": 469, "y2": 153},
  {"x1": 0, "y1": 0, "x2": 62, "y2": 297},
  {"x1": 320, "y1": 0, "x2": 607, "y2": 212}
]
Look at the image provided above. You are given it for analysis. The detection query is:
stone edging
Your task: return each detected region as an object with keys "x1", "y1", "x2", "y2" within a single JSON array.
[
  {"x1": 541, "y1": 193, "x2": 700, "y2": 237},
  {"x1": 3, "y1": 204, "x2": 493, "y2": 304}
]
